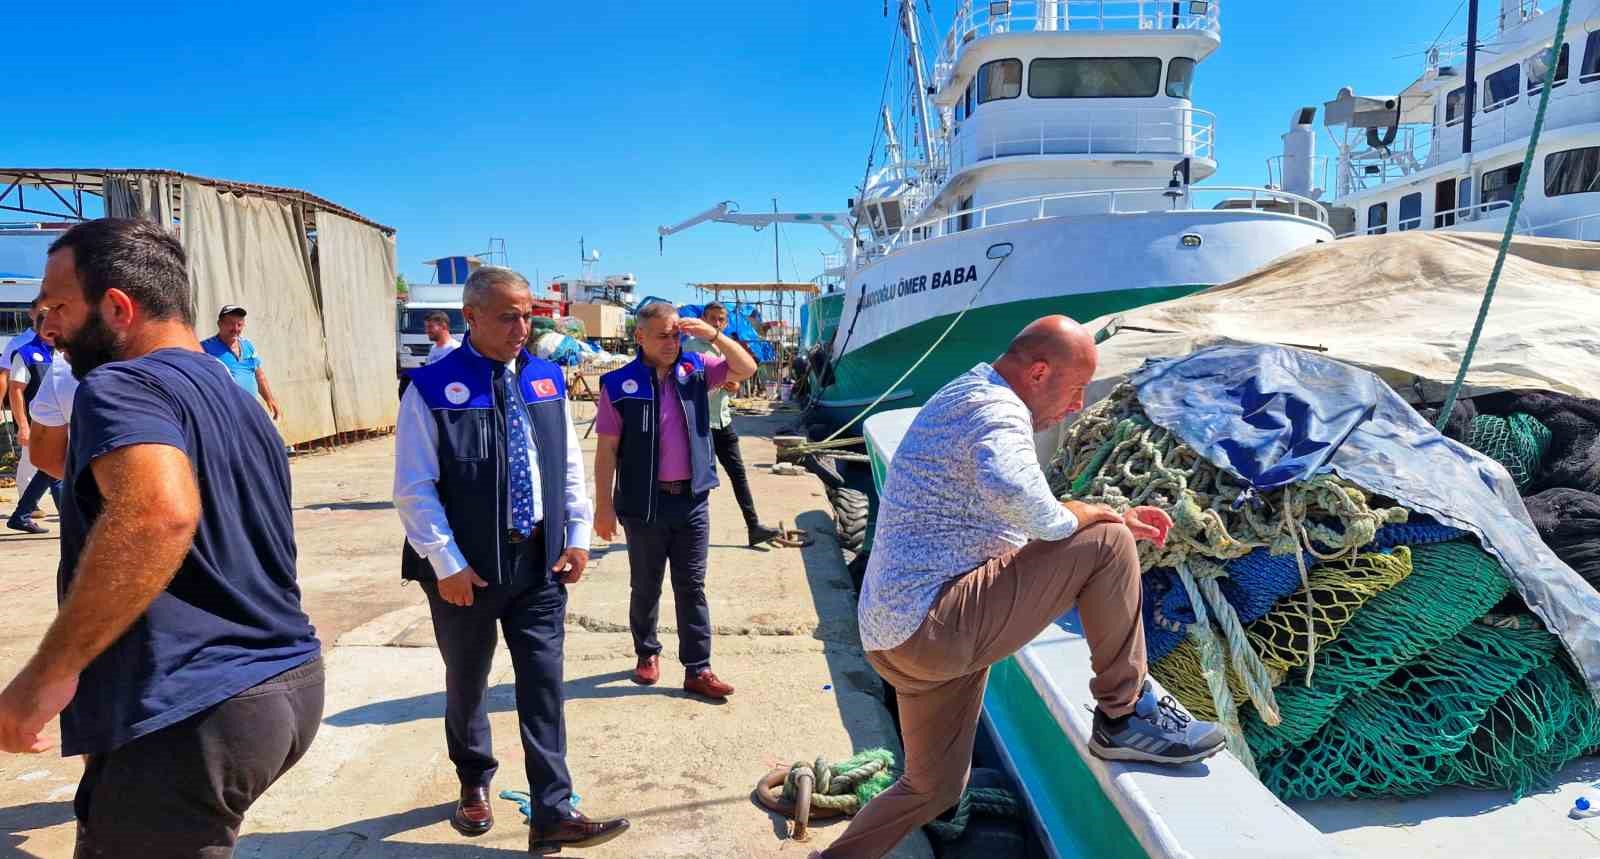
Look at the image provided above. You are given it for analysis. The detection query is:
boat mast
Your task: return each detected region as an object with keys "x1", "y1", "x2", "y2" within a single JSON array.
[
  {"x1": 899, "y1": 0, "x2": 936, "y2": 162},
  {"x1": 881, "y1": 106, "x2": 904, "y2": 168}
]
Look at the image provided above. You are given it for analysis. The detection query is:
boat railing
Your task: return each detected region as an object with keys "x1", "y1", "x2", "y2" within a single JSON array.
[
  {"x1": 1266, "y1": 153, "x2": 1333, "y2": 197},
  {"x1": 1519, "y1": 210, "x2": 1600, "y2": 240},
  {"x1": 1333, "y1": 199, "x2": 1521, "y2": 238},
  {"x1": 875, "y1": 184, "x2": 1328, "y2": 255},
  {"x1": 935, "y1": 0, "x2": 1221, "y2": 85},
  {"x1": 952, "y1": 106, "x2": 1215, "y2": 168}
]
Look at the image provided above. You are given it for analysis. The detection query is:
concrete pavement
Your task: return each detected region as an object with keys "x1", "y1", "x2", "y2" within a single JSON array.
[{"x1": 0, "y1": 402, "x2": 930, "y2": 858}]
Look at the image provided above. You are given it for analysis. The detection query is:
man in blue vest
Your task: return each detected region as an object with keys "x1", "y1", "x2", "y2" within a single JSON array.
[
  {"x1": 7, "y1": 310, "x2": 58, "y2": 533},
  {"x1": 394, "y1": 266, "x2": 629, "y2": 854},
  {"x1": 593, "y1": 301, "x2": 757, "y2": 699}
]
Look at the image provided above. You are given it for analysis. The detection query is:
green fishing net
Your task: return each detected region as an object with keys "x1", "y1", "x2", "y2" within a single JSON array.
[{"x1": 1466, "y1": 412, "x2": 1553, "y2": 491}]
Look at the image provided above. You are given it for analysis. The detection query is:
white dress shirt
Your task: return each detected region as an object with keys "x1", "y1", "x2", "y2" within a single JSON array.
[
  {"x1": 2, "y1": 327, "x2": 35, "y2": 372},
  {"x1": 28, "y1": 355, "x2": 77, "y2": 427},
  {"x1": 426, "y1": 337, "x2": 461, "y2": 364},
  {"x1": 393, "y1": 345, "x2": 593, "y2": 579}
]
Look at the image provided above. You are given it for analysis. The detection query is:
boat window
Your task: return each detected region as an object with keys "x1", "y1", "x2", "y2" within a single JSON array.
[
  {"x1": 1483, "y1": 65, "x2": 1520, "y2": 111},
  {"x1": 955, "y1": 97, "x2": 965, "y2": 123},
  {"x1": 1545, "y1": 146, "x2": 1600, "y2": 196},
  {"x1": 977, "y1": 59, "x2": 1022, "y2": 104},
  {"x1": 1480, "y1": 164, "x2": 1523, "y2": 208},
  {"x1": 1367, "y1": 202, "x2": 1389, "y2": 235},
  {"x1": 1583, "y1": 31, "x2": 1600, "y2": 82},
  {"x1": 1459, "y1": 176, "x2": 1473, "y2": 216},
  {"x1": 964, "y1": 80, "x2": 975, "y2": 116},
  {"x1": 879, "y1": 199, "x2": 904, "y2": 232},
  {"x1": 1166, "y1": 58, "x2": 1196, "y2": 98},
  {"x1": 957, "y1": 195, "x2": 975, "y2": 232},
  {"x1": 1526, "y1": 43, "x2": 1569, "y2": 94},
  {"x1": 1027, "y1": 57, "x2": 1162, "y2": 99},
  {"x1": 1444, "y1": 86, "x2": 1466, "y2": 126},
  {"x1": 1397, "y1": 192, "x2": 1423, "y2": 231}
]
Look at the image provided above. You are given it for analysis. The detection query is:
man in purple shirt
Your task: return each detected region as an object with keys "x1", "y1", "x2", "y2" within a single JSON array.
[{"x1": 593, "y1": 302, "x2": 756, "y2": 699}]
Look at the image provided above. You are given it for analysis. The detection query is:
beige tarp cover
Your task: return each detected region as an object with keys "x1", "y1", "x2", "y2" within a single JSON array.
[
  {"x1": 315, "y1": 212, "x2": 399, "y2": 433},
  {"x1": 181, "y1": 181, "x2": 338, "y2": 444},
  {"x1": 1085, "y1": 231, "x2": 1600, "y2": 401}
]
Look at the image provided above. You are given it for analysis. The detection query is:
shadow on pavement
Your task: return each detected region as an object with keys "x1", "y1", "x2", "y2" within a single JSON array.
[
  {"x1": 302, "y1": 500, "x2": 395, "y2": 512},
  {"x1": 235, "y1": 803, "x2": 531, "y2": 857},
  {"x1": 1, "y1": 800, "x2": 75, "y2": 855}
]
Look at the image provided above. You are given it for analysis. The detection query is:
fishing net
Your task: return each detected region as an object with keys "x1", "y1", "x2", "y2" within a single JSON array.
[
  {"x1": 1241, "y1": 540, "x2": 1513, "y2": 756},
  {"x1": 1524, "y1": 487, "x2": 1600, "y2": 589},
  {"x1": 1256, "y1": 622, "x2": 1561, "y2": 800},
  {"x1": 1446, "y1": 658, "x2": 1600, "y2": 795},
  {"x1": 1466, "y1": 413, "x2": 1552, "y2": 491},
  {"x1": 1057, "y1": 385, "x2": 1600, "y2": 802}
]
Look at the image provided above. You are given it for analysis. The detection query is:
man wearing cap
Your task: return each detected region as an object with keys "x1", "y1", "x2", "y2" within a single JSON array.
[{"x1": 201, "y1": 305, "x2": 282, "y2": 421}]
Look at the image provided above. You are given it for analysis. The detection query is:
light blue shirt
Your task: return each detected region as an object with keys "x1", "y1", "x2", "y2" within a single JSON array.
[
  {"x1": 857, "y1": 363, "x2": 1080, "y2": 651},
  {"x1": 201, "y1": 336, "x2": 261, "y2": 397}
]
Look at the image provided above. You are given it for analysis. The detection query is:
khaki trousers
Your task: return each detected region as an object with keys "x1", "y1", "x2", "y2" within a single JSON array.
[{"x1": 822, "y1": 521, "x2": 1146, "y2": 859}]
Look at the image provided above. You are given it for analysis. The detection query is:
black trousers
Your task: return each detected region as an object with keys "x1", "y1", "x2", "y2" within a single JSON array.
[
  {"x1": 73, "y1": 655, "x2": 325, "y2": 858},
  {"x1": 420, "y1": 538, "x2": 574, "y2": 827},
  {"x1": 622, "y1": 491, "x2": 712, "y2": 672},
  {"x1": 712, "y1": 424, "x2": 762, "y2": 531}
]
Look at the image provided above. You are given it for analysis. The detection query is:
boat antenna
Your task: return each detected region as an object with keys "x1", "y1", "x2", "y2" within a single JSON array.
[{"x1": 1463, "y1": 0, "x2": 1480, "y2": 160}]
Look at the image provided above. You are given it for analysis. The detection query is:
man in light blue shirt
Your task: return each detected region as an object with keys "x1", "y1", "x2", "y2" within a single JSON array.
[
  {"x1": 201, "y1": 305, "x2": 281, "y2": 420},
  {"x1": 820, "y1": 316, "x2": 1223, "y2": 859}
]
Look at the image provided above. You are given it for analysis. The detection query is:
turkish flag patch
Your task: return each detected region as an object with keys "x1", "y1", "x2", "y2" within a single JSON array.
[{"x1": 532, "y1": 378, "x2": 558, "y2": 398}]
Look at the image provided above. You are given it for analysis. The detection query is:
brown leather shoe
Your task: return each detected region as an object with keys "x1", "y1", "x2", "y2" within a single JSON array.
[
  {"x1": 633, "y1": 654, "x2": 660, "y2": 686},
  {"x1": 451, "y1": 784, "x2": 493, "y2": 836},
  {"x1": 529, "y1": 812, "x2": 630, "y2": 854},
  {"x1": 684, "y1": 667, "x2": 734, "y2": 700}
]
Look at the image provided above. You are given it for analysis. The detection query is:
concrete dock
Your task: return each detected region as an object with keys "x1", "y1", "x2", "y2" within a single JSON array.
[{"x1": 0, "y1": 404, "x2": 931, "y2": 858}]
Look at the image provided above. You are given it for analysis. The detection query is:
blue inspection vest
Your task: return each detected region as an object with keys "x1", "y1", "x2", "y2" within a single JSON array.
[
  {"x1": 599, "y1": 351, "x2": 719, "y2": 521},
  {"x1": 14, "y1": 335, "x2": 53, "y2": 406},
  {"x1": 400, "y1": 337, "x2": 570, "y2": 584}
]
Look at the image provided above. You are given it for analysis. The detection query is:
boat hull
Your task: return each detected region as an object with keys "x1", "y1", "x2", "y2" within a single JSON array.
[{"x1": 810, "y1": 208, "x2": 1330, "y2": 429}]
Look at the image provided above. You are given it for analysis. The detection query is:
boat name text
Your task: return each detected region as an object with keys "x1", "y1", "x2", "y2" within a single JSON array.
[{"x1": 858, "y1": 264, "x2": 980, "y2": 310}]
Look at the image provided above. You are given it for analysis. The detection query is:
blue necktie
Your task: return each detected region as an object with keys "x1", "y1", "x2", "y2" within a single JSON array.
[{"x1": 504, "y1": 369, "x2": 536, "y2": 538}]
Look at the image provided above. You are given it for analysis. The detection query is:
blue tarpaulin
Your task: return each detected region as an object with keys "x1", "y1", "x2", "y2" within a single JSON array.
[
  {"x1": 1129, "y1": 343, "x2": 1600, "y2": 700},
  {"x1": 679, "y1": 302, "x2": 776, "y2": 363}
]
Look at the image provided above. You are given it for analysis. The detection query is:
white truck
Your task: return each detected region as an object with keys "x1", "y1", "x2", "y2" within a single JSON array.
[{"x1": 396, "y1": 256, "x2": 474, "y2": 374}]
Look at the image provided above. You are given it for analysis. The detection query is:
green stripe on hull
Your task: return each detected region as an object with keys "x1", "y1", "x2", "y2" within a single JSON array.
[
  {"x1": 815, "y1": 284, "x2": 1204, "y2": 428},
  {"x1": 987, "y1": 657, "x2": 1150, "y2": 858}
]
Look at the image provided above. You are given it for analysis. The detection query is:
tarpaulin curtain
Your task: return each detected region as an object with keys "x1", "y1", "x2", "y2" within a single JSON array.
[
  {"x1": 180, "y1": 181, "x2": 337, "y2": 444},
  {"x1": 104, "y1": 174, "x2": 175, "y2": 226},
  {"x1": 314, "y1": 212, "x2": 398, "y2": 433}
]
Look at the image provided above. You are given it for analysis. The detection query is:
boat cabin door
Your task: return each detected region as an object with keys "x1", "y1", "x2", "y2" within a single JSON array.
[{"x1": 1434, "y1": 179, "x2": 1457, "y2": 228}]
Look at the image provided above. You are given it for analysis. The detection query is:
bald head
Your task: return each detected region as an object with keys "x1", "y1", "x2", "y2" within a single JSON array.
[
  {"x1": 1002, "y1": 315, "x2": 1095, "y2": 370},
  {"x1": 994, "y1": 315, "x2": 1097, "y2": 431}
]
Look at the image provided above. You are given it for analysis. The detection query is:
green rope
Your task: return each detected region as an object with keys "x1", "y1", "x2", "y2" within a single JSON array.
[
  {"x1": 782, "y1": 749, "x2": 897, "y2": 813},
  {"x1": 1434, "y1": 0, "x2": 1574, "y2": 430},
  {"x1": 923, "y1": 786, "x2": 1022, "y2": 842}
]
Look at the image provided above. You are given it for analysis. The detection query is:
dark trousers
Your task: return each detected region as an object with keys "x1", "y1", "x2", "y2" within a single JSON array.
[
  {"x1": 10, "y1": 470, "x2": 60, "y2": 522},
  {"x1": 622, "y1": 491, "x2": 712, "y2": 672},
  {"x1": 420, "y1": 539, "x2": 574, "y2": 827},
  {"x1": 712, "y1": 424, "x2": 761, "y2": 531},
  {"x1": 73, "y1": 655, "x2": 325, "y2": 859}
]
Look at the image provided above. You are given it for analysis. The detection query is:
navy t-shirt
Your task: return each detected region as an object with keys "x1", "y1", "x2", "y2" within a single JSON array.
[{"x1": 58, "y1": 347, "x2": 320, "y2": 755}]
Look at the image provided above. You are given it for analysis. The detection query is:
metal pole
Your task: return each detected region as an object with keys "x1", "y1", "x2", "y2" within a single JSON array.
[
  {"x1": 1464, "y1": 0, "x2": 1479, "y2": 156},
  {"x1": 772, "y1": 197, "x2": 781, "y2": 285}
]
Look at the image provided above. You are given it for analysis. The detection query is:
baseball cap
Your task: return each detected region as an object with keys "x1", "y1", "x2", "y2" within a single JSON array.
[{"x1": 218, "y1": 305, "x2": 248, "y2": 319}]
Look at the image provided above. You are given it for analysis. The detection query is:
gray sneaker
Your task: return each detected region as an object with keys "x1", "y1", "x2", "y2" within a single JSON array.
[{"x1": 1089, "y1": 679, "x2": 1225, "y2": 765}]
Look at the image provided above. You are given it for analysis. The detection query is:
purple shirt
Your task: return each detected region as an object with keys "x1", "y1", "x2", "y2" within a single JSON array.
[{"x1": 596, "y1": 354, "x2": 729, "y2": 481}]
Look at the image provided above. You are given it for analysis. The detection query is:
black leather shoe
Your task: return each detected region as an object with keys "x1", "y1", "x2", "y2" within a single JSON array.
[
  {"x1": 747, "y1": 523, "x2": 782, "y2": 547},
  {"x1": 451, "y1": 784, "x2": 494, "y2": 837},
  {"x1": 529, "y1": 811, "x2": 630, "y2": 854}
]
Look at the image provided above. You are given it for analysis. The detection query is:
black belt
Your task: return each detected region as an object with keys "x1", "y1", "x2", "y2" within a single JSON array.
[
  {"x1": 505, "y1": 522, "x2": 544, "y2": 544},
  {"x1": 659, "y1": 480, "x2": 690, "y2": 495}
]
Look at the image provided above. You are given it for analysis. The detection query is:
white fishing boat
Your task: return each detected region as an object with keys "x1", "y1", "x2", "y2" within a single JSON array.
[
  {"x1": 661, "y1": 0, "x2": 1333, "y2": 432},
  {"x1": 1274, "y1": 0, "x2": 1600, "y2": 240}
]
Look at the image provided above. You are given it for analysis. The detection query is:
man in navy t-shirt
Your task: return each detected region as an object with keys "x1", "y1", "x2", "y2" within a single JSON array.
[{"x1": 0, "y1": 218, "x2": 323, "y2": 857}]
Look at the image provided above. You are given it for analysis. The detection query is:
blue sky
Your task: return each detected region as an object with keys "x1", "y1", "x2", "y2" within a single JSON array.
[{"x1": 8, "y1": 0, "x2": 1473, "y2": 303}]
